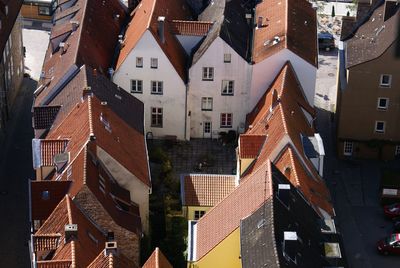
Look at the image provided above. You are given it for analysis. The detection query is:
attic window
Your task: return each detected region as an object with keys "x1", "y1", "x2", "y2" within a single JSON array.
[
  {"x1": 100, "y1": 113, "x2": 112, "y2": 133},
  {"x1": 277, "y1": 184, "x2": 291, "y2": 209}
]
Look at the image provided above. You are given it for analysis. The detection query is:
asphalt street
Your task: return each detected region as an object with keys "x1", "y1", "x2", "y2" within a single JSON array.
[{"x1": 0, "y1": 77, "x2": 35, "y2": 267}]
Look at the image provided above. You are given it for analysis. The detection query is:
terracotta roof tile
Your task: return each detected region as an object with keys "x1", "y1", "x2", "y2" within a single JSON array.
[
  {"x1": 181, "y1": 174, "x2": 236, "y2": 207},
  {"x1": 253, "y1": 0, "x2": 317, "y2": 66},
  {"x1": 242, "y1": 62, "x2": 333, "y2": 216},
  {"x1": 239, "y1": 135, "x2": 266, "y2": 158},
  {"x1": 195, "y1": 162, "x2": 273, "y2": 260},
  {"x1": 40, "y1": 139, "x2": 70, "y2": 166},
  {"x1": 142, "y1": 247, "x2": 173, "y2": 268},
  {"x1": 170, "y1": 20, "x2": 212, "y2": 36},
  {"x1": 88, "y1": 249, "x2": 137, "y2": 268},
  {"x1": 33, "y1": 234, "x2": 62, "y2": 252},
  {"x1": 116, "y1": 0, "x2": 192, "y2": 81},
  {"x1": 33, "y1": 106, "x2": 61, "y2": 130}
]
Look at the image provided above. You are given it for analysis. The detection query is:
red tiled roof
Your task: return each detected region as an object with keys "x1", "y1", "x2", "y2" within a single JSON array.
[
  {"x1": 239, "y1": 135, "x2": 266, "y2": 158},
  {"x1": 88, "y1": 249, "x2": 137, "y2": 268},
  {"x1": 170, "y1": 20, "x2": 212, "y2": 36},
  {"x1": 33, "y1": 106, "x2": 61, "y2": 130},
  {"x1": 181, "y1": 174, "x2": 236, "y2": 207},
  {"x1": 116, "y1": 0, "x2": 192, "y2": 81},
  {"x1": 142, "y1": 247, "x2": 173, "y2": 268},
  {"x1": 40, "y1": 139, "x2": 69, "y2": 166},
  {"x1": 253, "y1": 0, "x2": 317, "y2": 67},
  {"x1": 241, "y1": 62, "x2": 334, "y2": 216},
  {"x1": 195, "y1": 162, "x2": 273, "y2": 260},
  {"x1": 35, "y1": 195, "x2": 108, "y2": 267},
  {"x1": 33, "y1": 233, "x2": 62, "y2": 252}
]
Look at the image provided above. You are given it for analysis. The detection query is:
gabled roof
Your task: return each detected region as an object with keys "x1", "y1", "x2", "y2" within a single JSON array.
[
  {"x1": 191, "y1": 0, "x2": 252, "y2": 65},
  {"x1": 344, "y1": 1, "x2": 399, "y2": 68},
  {"x1": 252, "y1": 0, "x2": 317, "y2": 67},
  {"x1": 194, "y1": 161, "x2": 273, "y2": 261},
  {"x1": 142, "y1": 247, "x2": 173, "y2": 268},
  {"x1": 34, "y1": 0, "x2": 126, "y2": 107},
  {"x1": 170, "y1": 20, "x2": 212, "y2": 36},
  {"x1": 116, "y1": 0, "x2": 192, "y2": 81},
  {"x1": 88, "y1": 248, "x2": 137, "y2": 268},
  {"x1": 239, "y1": 135, "x2": 267, "y2": 159},
  {"x1": 180, "y1": 174, "x2": 236, "y2": 207},
  {"x1": 242, "y1": 62, "x2": 333, "y2": 216},
  {"x1": 34, "y1": 195, "x2": 107, "y2": 267}
]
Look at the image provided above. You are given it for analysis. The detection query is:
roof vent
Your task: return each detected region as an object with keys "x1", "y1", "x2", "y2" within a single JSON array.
[
  {"x1": 277, "y1": 184, "x2": 291, "y2": 208},
  {"x1": 283, "y1": 231, "x2": 298, "y2": 263},
  {"x1": 54, "y1": 153, "x2": 69, "y2": 173},
  {"x1": 158, "y1": 16, "x2": 166, "y2": 44},
  {"x1": 59, "y1": 42, "x2": 69, "y2": 54},
  {"x1": 101, "y1": 101, "x2": 108, "y2": 106},
  {"x1": 272, "y1": 36, "x2": 281, "y2": 45},
  {"x1": 70, "y1": 20, "x2": 80, "y2": 31},
  {"x1": 65, "y1": 224, "x2": 78, "y2": 242},
  {"x1": 104, "y1": 241, "x2": 118, "y2": 256}
]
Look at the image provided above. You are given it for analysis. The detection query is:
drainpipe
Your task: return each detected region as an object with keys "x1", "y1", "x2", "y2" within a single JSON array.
[{"x1": 184, "y1": 82, "x2": 189, "y2": 141}]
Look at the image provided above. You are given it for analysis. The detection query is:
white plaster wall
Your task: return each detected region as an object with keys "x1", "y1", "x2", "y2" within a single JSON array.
[
  {"x1": 250, "y1": 48, "x2": 317, "y2": 109},
  {"x1": 113, "y1": 30, "x2": 188, "y2": 140},
  {"x1": 97, "y1": 146, "x2": 150, "y2": 233},
  {"x1": 188, "y1": 37, "x2": 252, "y2": 138},
  {"x1": 176, "y1": 35, "x2": 203, "y2": 55}
]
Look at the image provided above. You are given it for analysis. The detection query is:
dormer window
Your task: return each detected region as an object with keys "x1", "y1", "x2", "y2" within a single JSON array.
[
  {"x1": 277, "y1": 184, "x2": 291, "y2": 209},
  {"x1": 282, "y1": 231, "x2": 298, "y2": 264}
]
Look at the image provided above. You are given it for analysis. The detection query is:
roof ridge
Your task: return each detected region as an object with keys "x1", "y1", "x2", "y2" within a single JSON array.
[
  {"x1": 148, "y1": 0, "x2": 157, "y2": 29},
  {"x1": 287, "y1": 146, "x2": 300, "y2": 186},
  {"x1": 278, "y1": 104, "x2": 288, "y2": 134},
  {"x1": 88, "y1": 96, "x2": 94, "y2": 136}
]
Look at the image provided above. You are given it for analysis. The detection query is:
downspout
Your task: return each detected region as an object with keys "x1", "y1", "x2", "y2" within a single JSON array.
[{"x1": 184, "y1": 81, "x2": 189, "y2": 141}]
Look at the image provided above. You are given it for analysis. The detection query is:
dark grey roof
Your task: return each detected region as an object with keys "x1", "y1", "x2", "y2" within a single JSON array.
[
  {"x1": 191, "y1": 0, "x2": 252, "y2": 65},
  {"x1": 345, "y1": 1, "x2": 399, "y2": 68},
  {"x1": 240, "y1": 164, "x2": 348, "y2": 268}
]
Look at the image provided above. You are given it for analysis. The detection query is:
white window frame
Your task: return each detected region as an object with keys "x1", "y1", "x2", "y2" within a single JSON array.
[
  {"x1": 220, "y1": 113, "x2": 232, "y2": 128},
  {"x1": 130, "y1": 79, "x2": 143, "y2": 93},
  {"x1": 343, "y1": 141, "x2": 353, "y2": 156},
  {"x1": 377, "y1": 97, "x2": 389, "y2": 110},
  {"x1": 151, "y1": 107, "x2": 163, "y2": 128},
  {"x1": 194, "y1": 210, "x2": 205, "y2": 220},
  {"x1": 395, "y1": 145, "x2": 400, "y2": 156},
  {"x1": 150, "y1": 58, "x2": 158, "y2": 69},
  {"x1": 201, "y1": 97, "x2": 213, "y2": 111},
  {"x1": 151, "y1": 81, "x2": 163, "y2": 95},
  {"x1": 38, "y1": 6, "x2": 51, "y2": 15},
  {"x1": 202, "y1": 67, "x2": 214, "y2": 81},
  {"x1": 223, "y1": 53, "x2": 231, "y2": 63},
  {"x1": 375, "y1": 121, "x2": 386, "y2": 133},
  {"x1": 136, "y1": 57, "x2": 143, "y2": 68},
  {"x1": 222, "y1": 80, "x2": 234, "y2": 95},
  {"x1": 380, "y1": 74, "x2": 392, "y2": 88}
]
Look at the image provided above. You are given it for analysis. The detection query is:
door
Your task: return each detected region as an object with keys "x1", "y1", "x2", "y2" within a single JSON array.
[{"x1": 203, "y1": 122, "x2": 212, "y2": 138}]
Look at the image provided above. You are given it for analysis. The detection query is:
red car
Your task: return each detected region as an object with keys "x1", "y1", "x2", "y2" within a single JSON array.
[
  {"x1": 384, "y1": 203, "x2": 400, "y2": 218},
  {"x1": 377, "y1": 234, "x2": 400, "y2": 255}
]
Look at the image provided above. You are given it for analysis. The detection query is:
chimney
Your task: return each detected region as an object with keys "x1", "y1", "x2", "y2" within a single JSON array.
[
  {"x1": 158, "y1": 16, "x2": 166, "y2": 44},
  {"x1": 104, "y1": 241, "x2": 118, "y2": 256},
  {"x1": 65, "y1": 224, "x2": 78, "y2": 242}
]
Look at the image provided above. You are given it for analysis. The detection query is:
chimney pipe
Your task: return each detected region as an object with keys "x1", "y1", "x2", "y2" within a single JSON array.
[{"x1": 158, "y1": 16, "x2": 166, "y2": 44}]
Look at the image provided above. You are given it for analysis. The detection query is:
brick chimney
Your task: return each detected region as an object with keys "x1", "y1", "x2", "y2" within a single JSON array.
[{"x1": 158, "y1": 16, "x2": 166, "y2": 44}]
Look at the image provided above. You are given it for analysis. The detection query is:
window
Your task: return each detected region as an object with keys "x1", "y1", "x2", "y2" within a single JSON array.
[
  {"x1": 151, "y1": 107, "x2": 163, "y2": 127},
  {"x1": 39, "y1": 6, "x2": 51, "y2": 15},
  {"x1": 380, "y1": 74, "x2": 392, "y2": 87},
  {"x1": 151, "y1": 81, "x2": 163, "y2": 95},
  {"x1": 194, "y1": 210, "x2": 205, "y2": 220},
  {"x1": 224, "y1": 53, "x2": 231, "y2": 63},
  {"x1": 395, "y1": 145, "x2": 400, "y2": 156},
  {"x1": 202, "y1": 67, "x2": 214, "y2": 81},
  {"x1": 41, "y1": 191, "x2": 50, "y2": 200},
  {"x1": 343, "y1": 141, "x2": 353, "y2": 156},
  {"x1": 377, "y1": 98, "x2": 389, "y2": 110},
  {"x1": 375, "y1": 121, "x2": 385, "y2": 133},
  {"x1": 221, "y1": 80, "x2": 234, "y2": 95},
  {"x1": 130, "y1": 80, "x2": 143, "y2": 93},
  {"x1": 99, "y1": 174, "x2": 106, "y2": 194},
  {"x1": 136, "y1": 57, "x2": 143, "y2": 68},
  {"x1": 201, "y1": 97, "x2": 213, "y2": 111},
  {"x1": 150, "y1": 58, "x2": 158, "y2": 69},
  {"x1": 220, "y1": 113, "x2": 232, "y2": 128}
]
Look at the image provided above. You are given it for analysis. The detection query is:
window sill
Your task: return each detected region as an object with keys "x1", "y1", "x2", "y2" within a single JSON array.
[
  {"x1": 221, "y1": 93, "x2": 234, "y2": 96},
  {"x1": 151, "y1": 93, "x2": 163, "y2": 95},
  {"x1": 201, "y1": 109, "x2": 213, "y2": 111},
  {"x1": 379, "y1": 85, "x2": 391, "y2": 88},
  {"x1": 377, "y1": 108, "x2": 387, "y2": 111},
  {"x1": 136, "y1": 66, "x2": 143, "y2": 68},
  {"x1": 151, "y1": 67, "x2": 158, "y2": 69},
  {"x1": 131, "y1": 91, "x2": 143, "y2": 94},
  {"x1": 375, "y1": 131, "x2": 385, "y2": 134},
  {"x1": 151, "y1": 125, "x2": 163, "y2": 128},
  {"x1": 220, "y1": 126, "x2": 232, "y2": 128},
  {"x1": 202, "y1": 79, "x2": 214, "y2": 81}
]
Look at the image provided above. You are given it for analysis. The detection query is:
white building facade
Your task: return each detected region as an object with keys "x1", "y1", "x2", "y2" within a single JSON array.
[
  {"x1": 188, "y1": 37, "x2": 252, "y2": 138},
  {"x1": 113, "y1": 30, "x2": 188, "y2": 140}
]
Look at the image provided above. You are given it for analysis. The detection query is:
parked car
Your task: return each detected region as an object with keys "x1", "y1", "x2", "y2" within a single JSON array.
[
  {"x1": 318, "y1": 32, "x2": 335, "y2": 51},
  {"x1": 384, "y1": 203, "x2": 400, "y2": 218},
  {"x1": 377, "y1": 233, "x2": 400, "y2": 255}
]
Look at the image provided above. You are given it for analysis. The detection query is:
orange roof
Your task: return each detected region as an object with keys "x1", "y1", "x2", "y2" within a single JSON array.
[
  {"x1": 239, "y1": 135, "x2": 266, "y2": 159},
  {"x1": 170, "y1": 20, "x2": 212, "y2": 36},
  {"x1": 40, "y1": 139, "x2": 69, "y2": 166},
  {"x1": 242, "y1": 62, "x2": 333, "y2": 216},
  {"x1": 142, "y1": 247, "x2": 173, "y2": 268},
  {"x1": 181, "y1": 174, "x2": 236, "y2": 207},
  {"x1": 195, "y1": 162, "x2": 273, "y2": 260},
  {"x1": 116, "y1": 0, "x2": 192, "y2": 81},
  {"x1": 88, "y1": 249, "x2": 137, "y2": 268},
  {"x1": 34, "y1": 195, "x2": 107, "y2": 267},
  {"x1": 253, "y1": 0, "x2": 317, "y2": 67}
]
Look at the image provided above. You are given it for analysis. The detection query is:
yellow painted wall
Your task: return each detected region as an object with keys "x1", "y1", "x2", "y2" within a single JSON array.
[
  {"x1": 240, "y1": 158, "x2": 254, "y2": 175},
  {"x1": 190, "y1": 228, "x2": 241, "y2": 268},
  {"x1": 185, "y1": 206, "x2": 212, "y2": 221}
]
